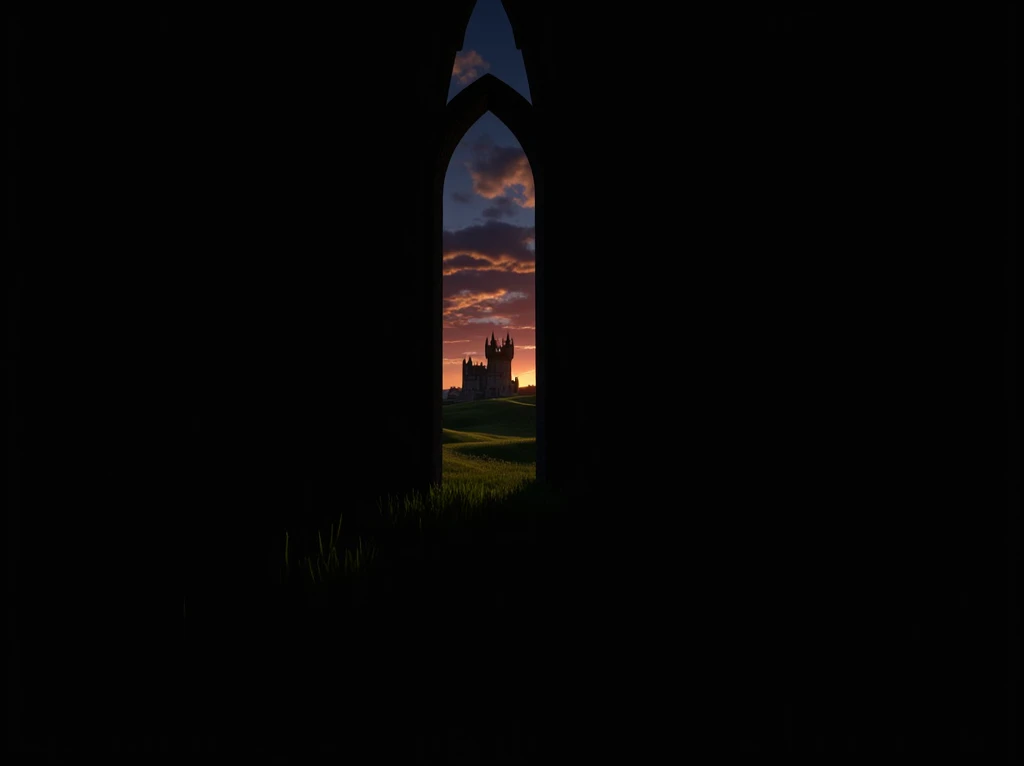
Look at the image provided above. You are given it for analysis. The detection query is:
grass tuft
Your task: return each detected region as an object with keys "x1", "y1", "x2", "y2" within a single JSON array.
[{"x1": 282, "y1": 395, "x2": 549, "y2": 592}]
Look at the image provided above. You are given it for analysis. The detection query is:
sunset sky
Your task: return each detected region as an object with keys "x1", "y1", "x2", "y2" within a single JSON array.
[{"x1": 442, "y1": 0, "x2": 536, "y2": 390}]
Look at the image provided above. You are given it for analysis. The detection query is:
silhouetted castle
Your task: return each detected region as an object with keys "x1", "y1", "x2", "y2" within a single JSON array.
[{"x1": 461, "y1": 331, "x2": 519, "y2": 401}]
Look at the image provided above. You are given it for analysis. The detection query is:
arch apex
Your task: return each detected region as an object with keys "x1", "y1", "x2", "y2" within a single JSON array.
[{"x1": 439, "y1": 73, "x2": 537, "y2": 178}]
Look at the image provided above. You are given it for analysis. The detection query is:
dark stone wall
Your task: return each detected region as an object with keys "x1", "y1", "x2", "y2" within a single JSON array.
[
  {"x1": 9, "y1": 4, "x2": 474, "y2": 753},
  {"x1": 8, "y1": 2, "x2": 1016, "y2": 756},
  {"x1": 520, "y1": 3, "x2": 1017, "y2": 755}
]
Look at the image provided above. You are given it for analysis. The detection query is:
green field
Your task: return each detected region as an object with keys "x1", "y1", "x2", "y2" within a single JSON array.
[{"x1": 441, "y1": 394, "x2": 536, "y2": 494}]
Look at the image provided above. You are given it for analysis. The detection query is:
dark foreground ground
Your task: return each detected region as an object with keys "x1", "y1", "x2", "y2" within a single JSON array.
[
  {"x1": 13, "y1": 482, "x2": 1012, "y2": 760},
  {"x1": 184, "y1": 499, "x2": 606, "y2": 762}
]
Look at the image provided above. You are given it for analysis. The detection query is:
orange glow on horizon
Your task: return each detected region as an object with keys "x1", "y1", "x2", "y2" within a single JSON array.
[
  {"x1": 516, "y1": 370, "x2": 536, "y2": 388},
  {"x1": 442, "y1": 365, "x2": 535, "y2": 391}
]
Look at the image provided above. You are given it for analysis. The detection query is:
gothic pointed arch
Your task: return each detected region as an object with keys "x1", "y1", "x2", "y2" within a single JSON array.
[{"x1": 437, "y1": 73, "x2": 538, "y2": 182}]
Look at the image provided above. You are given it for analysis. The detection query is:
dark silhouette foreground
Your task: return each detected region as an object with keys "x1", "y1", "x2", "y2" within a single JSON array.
[{"x1": 8, "y1": 3, "x2": 1017, "y2": 758}]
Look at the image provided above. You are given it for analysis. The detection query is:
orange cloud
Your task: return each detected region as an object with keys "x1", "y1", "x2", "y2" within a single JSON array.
[
  {"x1": 443, "y1": 288, "x2": 527, "y2": 325},
  {"x1": 452, "y1": 50, "x2": 490, "y2": 85},
  {"x1": 442, "y1": 221, "x2": 535, "y2": 274},
  {"x1": 467, "y1": 150, "x2": 535, "y2": 208},
  {"x1": 442, "y1": 251, "x2": 535, "y2": 275}
]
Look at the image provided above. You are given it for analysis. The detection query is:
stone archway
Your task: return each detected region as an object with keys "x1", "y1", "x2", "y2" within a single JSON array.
[{"x1": 431, "y1": 72, "x2": 547, "y2": 484}]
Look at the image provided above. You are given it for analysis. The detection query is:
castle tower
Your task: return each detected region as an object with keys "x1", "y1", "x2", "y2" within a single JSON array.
[{"x1": 460, "y1": 331, "x2": 518, "y2": 401}]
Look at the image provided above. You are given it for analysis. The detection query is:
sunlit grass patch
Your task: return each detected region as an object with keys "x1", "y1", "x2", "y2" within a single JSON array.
[
  {"x1": 442, "y1": 446, "x2": 535, "y2": 484},
  {"x1": 380, "y1": 467, "x2": 535, "y2": 529},
  {"x1": 444, "y1": 437, "x2": 536, "y2": 464},
  {"x1": 441, "y1": 428, "x2": 506, "y2": 444}
]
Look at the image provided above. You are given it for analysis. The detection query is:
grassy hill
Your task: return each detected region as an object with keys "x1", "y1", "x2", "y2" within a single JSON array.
[
  {"x1": 441, "y1": 394, "x2": 536, "y2": 438},
  {"x1": 442, "y1": 394, "x2": 536, "y2": 491}
]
